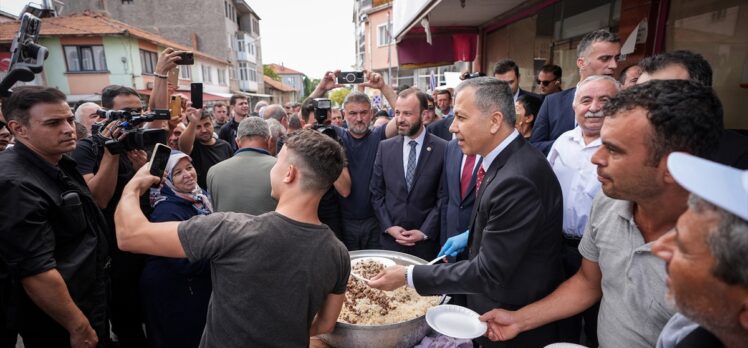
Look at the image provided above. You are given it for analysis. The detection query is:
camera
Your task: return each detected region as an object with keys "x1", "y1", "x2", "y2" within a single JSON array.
[
  {"x1": 176, "y1": 51, "x2": 194, "y2": 65},
  {"x1": 92, "y1": 109, "x2": 170, "y2": 155},
  {"x1": 312, "y1": 98, "x2": 338, "y2": 140},
  {"x1": 337, "y1": 71, "x2": 364, "y2": 84},
  {"x1": 0, "y1": 6, "x2": 51, "y2": 97}
]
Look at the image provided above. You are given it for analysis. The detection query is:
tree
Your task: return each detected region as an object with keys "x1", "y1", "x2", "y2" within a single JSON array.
[
  {"x1": 303, "y1": 76, "x2": 318, "y2": 98},
  {"x1": 263, "y1": 65, "x2": 280, "y2": 81},
  {"x1": 328, "y1": 87, "x2": 351, "y2": 107}
]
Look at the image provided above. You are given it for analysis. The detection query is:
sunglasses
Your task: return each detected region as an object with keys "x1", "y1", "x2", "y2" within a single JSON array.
[{"x1": 535, "y1": 79, "x2": 558, "y2": 86}]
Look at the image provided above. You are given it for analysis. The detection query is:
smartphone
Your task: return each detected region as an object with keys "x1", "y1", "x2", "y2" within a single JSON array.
[
  {"x1": 149, "y1": 143, "x2": 171, "y2": 179},
  {"x1": 191, "y1": 83, "x2": 203, "y2": 109},
  {"x1": 176, "y1": 51, "x2": 194, "y2": 65},
  {"x1": 337, "y1": 71, "x2": 364, "y2": 84},
  {"x1": 169, "y1": 95, "x2": 182, "y2": 119}
]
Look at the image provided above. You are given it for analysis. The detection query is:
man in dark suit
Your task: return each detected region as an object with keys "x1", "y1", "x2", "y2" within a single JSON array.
[
  {"x1": 426, "y1": 89, "x2": 454, "y2": 141},
  {"x1": 371, "y1": 88, "x2": 448, "y2": 261},
  {"x1": 439, "y1": 139, "x2": 481, "y2": 259},
  {"x1": 493, "y1": 59, "x2": 543, "y2": 103},
  {"x1": 531, "y1": 29, "x2": 621, "y2": 155},
  {"x1": 370, "y1": 77, "x2": 564, "y2": 347}
]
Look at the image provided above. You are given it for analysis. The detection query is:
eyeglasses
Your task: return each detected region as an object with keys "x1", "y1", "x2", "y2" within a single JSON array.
[{"x1": 535, "y1": 79, "x2": 558, "y2": 86}]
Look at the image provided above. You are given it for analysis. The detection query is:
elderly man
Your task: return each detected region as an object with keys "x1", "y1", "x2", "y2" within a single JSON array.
[
  {"x1": 653, "y1": 153, "x2": 748, "y2": 348},
  {"x1": 370, "y1": 77, "x2": 565, "y2": 347},
  {"x1": 479, "y1": 80, "x2": 723, "y2": 348},
  {"x1": 265, "y1": 118, "x2": 286, "y2": 156},
  {"x1": 263, "y1": 104, "x2": 289, "y2": 129},
  {"x1": 531, "y1": 29, "x2": 620, "y2": 154},
  {"x1": 547, "y1": 75, "x2": 621, "y2": 345},
  {"x1": 207, "y1": 117, "x2": 277, "y2": 215},
  {"x1": 74, "y1": 102, "x2": 103, "y2": 135}
]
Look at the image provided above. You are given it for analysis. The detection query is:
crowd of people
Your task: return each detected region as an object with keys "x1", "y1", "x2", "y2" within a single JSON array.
[{"x1": 0, "y1": 27, "x2": 746, "y2": 348}]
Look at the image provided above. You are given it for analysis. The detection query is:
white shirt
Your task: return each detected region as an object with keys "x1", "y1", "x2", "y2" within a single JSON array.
[
  {"x1": 406, "y1": 129, "x2": 519, "y2": 287},
  {"x1": 547, "y1": 126, "x2": 602, "y2": 238},
  {"x1": 512, "y1": 88, "x2": 520, "y2": 103},
  {"x1": 402, "y1": 127, "x2": 426, "y2": 179}
]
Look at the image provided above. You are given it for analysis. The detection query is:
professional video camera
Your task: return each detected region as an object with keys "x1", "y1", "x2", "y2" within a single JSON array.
[
  {"x1": 312, "y1": 98, "x2": 338, "y2": 140},
  {"x1": 91, "y1": 109, "x2": 170, "y2": 155},
  {"x1": 0, "y1": 1, "x2": 56, "y2": 97}
]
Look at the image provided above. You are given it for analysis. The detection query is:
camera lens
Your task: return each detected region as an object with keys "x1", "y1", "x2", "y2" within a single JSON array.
[{"x1": 345, "y1": 73, "x2": 355, "y2": 83}]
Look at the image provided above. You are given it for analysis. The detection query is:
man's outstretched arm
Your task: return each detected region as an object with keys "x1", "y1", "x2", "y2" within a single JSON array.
[{"x1": 115, "y1": 164, "x2": 185, "y2": 258}]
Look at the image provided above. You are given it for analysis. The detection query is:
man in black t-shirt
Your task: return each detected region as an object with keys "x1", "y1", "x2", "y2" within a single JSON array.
[
  {"x1": 218, "y1": 94, "x2": 250, "y2": 152},
  {"x1": 178, "y1": 108, "x2": 233, "y2": 189}
]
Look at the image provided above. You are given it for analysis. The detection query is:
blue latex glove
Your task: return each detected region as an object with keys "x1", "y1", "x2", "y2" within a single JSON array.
[{"x1": 437, "y1": 230, "x2": 469, "y2": 258}]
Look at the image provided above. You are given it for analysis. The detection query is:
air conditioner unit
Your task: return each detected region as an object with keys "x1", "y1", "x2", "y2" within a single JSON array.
[{"x1": 146, "y1": 81, "x2": 154, "y2": 89}]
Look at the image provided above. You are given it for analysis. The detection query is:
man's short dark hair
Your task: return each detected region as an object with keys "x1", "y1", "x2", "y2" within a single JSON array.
[
  {"x1": 229, "y1": 94, "x2": 248, "y2": 106},
  {"x1": 343, "y1": 92, "x2": 371, "y2": 108},
  {"x1": 213, "y1": 102, "x2": 227, "y2": 110},
  {"x1": 618, "y1": 64, "x2": 639, "y2": 84},
  {"x1": 576, "y1": 29, "x2": 620, "y2": 58},
  {"x1": 288, "y1": 114, "x2": 302, "y2": 130},
  {"x1": 2, "y1": 86, "x2": 68, "y2": 125},
  {"x1": 517, "y1": 94, "x2": 542, "y2": 118},
  {"x1": 434, "y1": 89, "x2": 452, "y2": 100},
  {"x1": 603, "y1": 79, "x2": 722, "y2": 166},
  {"x1": 493, "y1": 59, "x2": 520, "y2": 77},
  {"x1": 284, "y1": 129, "x2": 346, "y2": 192},
  {"x1": 455, "y1": 77, "x2": 516, "y2": 126},
  {"x1": 300, "y1": 98, "x2": 315, "y2": 121},
  {"x1": 540, "y1": 64, "x2": 562, "y2": 80},
  {"x1": 101, "y1": 85, "x2": 140, "y2": 109},
  {"x1": 398, "y1": 87, "x2": 428, "y2": 114},
  {"x1": 638, "y1": 50, "x2": 713, "y2": 87}
]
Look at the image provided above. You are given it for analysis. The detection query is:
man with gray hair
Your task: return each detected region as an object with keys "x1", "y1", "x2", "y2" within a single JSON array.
[
  {"x1": 265, "y1": 118, "x2": 286, "y2": 156},
  {"x1": 546, "y1": 75, "x2": 621, "y2": 345},
  {"x1": 207, "y1": 116, "x2": 278, "y2": 214},
  {"x1": 262, "y1": 104, "x2": 288, "y2": 129},
  {"x1": 74, "y1": 102, "x2": 103, "y2": 135},
  {"x1": 370, "y1": 77, "x2": 564, "y2": 347},
  {"x1": 653, "y1": 153, "x2": 748, "y2": 348},
  {"x1": 531, "y1": 29, "x2": 621, "y2": 155}
]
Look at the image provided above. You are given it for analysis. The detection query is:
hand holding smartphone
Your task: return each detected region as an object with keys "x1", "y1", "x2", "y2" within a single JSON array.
[{"x1": 149, "y1": 143, "x2": 172, "y2": 182}]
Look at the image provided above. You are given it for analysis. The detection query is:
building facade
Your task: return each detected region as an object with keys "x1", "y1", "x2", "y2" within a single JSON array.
[
  {"x1": 63, "y1": 0, "x2": 266, "y2": 101},
  {"x1": 267, "y1": 63, "x2": 305, "y2": 101},
  {"x1": 0, "y1": 13, "x2": 231, "y2": 104}
]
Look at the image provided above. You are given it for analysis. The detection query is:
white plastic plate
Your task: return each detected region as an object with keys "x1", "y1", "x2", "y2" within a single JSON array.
[{"x1": 425, "y1": 304, "x2": 487, "y2": 339}]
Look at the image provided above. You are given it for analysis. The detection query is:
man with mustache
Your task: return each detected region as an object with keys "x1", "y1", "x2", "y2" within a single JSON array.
[
  {"x1": 546, "y1": 75, "x2": 621, "y2": 345},
  {"x1": 0, "y1": 86, "x2": 109, "y2": 347},
  {"x1": 370, "y1": 88, "x2": 447, "y2": 260},
  {"x1": 308, "y1": 70, "x2": 397, "y2": 250}
]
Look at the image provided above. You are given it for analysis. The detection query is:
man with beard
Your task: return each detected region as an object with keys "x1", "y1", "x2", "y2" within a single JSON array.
[
  {"x1": 309, "y1": 70, "x2": 398, "y2": 250},
  {"x1": 546, "y1": 75, "x2": 621, "y2": 345},
  {"x1": 370, "y1": 88, "x2": 447, "y2": 260},
  {"x1": 178, "y1": 108, "x2": 233, "y2": 189}
]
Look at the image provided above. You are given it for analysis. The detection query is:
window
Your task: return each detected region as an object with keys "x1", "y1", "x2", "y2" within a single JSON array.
[
  {"x1": 248, "y1": 42, "x2": 255, "y2": 56},
  {"x1": 122, "y1": 0, "x2": 133, "y2": 4},
  {"x1": 239, "y1": 62, "x2": 248, "y2": 81},
  {"x1": 248, "y1": 62, "x2": 257, "y2": 82},
  {"x1": 377, "y1": 23, "x2": 392, "y2": 47},
  {"x1": 202, "y1": 64, "x2": 213, "y2": 83},
  {"x1": 237, "y1": 37, "x2": 245, "y2": 53},
  {"x1": 140, "y1": 49, "x2": 157, "y2": 74},
  {"x1": 218, "y1": 69, "x2": 227, "y2": 85},
  {"x1": 252, "y1": 17, "x2": 260, "y2": 35},
  {"x1": 225, "y1": 1, "x2": 229, "y2": 18},
  {"x1": 179, "y1": 66, "x2": 191, "y2": 79},
  {"x1": 64, "y1": 45, "x2": 107, "y2": 72}
]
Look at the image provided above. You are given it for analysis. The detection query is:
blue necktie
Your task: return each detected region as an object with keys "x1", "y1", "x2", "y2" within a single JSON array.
[{"x1": 406, "y1": 140, "x2": 417, "y2": 192}]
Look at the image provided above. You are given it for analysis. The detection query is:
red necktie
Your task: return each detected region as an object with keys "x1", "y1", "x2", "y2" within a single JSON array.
[
  {"x1": 460, "y1": 155, "x2": 476, "y2": 199},
  {"x1": 475, "y1": 166, "x2": 486, "y2": 194}
]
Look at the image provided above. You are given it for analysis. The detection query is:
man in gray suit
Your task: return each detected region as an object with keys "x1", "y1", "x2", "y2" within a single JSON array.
[{"x1": 206, "y1": 117, "x2": 277, "y2": 214}]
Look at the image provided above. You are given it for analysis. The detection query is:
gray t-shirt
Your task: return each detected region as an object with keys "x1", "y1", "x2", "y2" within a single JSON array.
[
  {"x1": 178, "y1": 211, "x2": 350, "y2": 348},
  {"x1": 579, "y1": 193, "x2": 675, "y2": 348}
]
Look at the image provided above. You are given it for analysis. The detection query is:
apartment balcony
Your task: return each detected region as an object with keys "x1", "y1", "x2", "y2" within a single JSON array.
[{"x1": 239, "y1": 79, "x2": 258, "y2": 92}]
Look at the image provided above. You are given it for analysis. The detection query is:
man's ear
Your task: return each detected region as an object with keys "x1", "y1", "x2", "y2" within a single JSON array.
[
  {"x1": 284, "y1": 164, "x2": 296, "y2": 185},
  {"x1": 489, "y1": 111, "x2": 504, "y2": 135},
  {"x1": 7, "y1": 120, "x2": 26, "y2": 139}
]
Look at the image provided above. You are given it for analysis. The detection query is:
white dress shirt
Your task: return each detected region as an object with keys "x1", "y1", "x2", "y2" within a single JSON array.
[{"x1": 547, "y1": 126, "x2": 602, "y2": 238}]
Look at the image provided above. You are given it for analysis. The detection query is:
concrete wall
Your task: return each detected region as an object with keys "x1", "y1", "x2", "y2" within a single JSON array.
[
  {"x1": 40, "y1": 37, "x2": 69, "y2": 93},
  {"x1": 364, "y1": 8, "x2": 397, "y2": 71}
]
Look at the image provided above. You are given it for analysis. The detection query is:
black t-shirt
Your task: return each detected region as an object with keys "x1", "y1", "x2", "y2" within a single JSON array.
[
  {"x1": 334, "y1": 125, "x2": 386, "y2": 219},
  {"x1": 218, "y1": 118, "x2": 239, "y2": 152},
  {"x1": 191, "y1": 139, "x2": 233, "y2": 189},
  {"x1": 0, "y1": 142, "x2": 109, "y2": 341}
]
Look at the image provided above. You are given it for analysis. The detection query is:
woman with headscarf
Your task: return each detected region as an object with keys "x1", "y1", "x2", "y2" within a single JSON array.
[{"x1": 140, "y1": 151, "x2": 212, "y2": 348}]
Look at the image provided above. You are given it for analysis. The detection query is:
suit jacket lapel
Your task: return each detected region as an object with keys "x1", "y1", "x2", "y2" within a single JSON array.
[{"x1": 467, "y1": 136, "x2": 525, "y2": 249}]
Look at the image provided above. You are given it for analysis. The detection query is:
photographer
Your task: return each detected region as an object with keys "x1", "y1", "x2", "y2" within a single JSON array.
[
  {"x1": 0, "y1": 86, "x2": 109, "y2": 348},
  {"x1": 308, "y1": 70, "x2": 398, "y2": 250},
  {"x1": 69, "y1": 48, "x2": 183, "y2": 348}
]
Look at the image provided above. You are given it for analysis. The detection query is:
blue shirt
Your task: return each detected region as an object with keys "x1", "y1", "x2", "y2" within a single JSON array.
[{"x1": 335, "y1": 125, "x2": 386, "y2": 219}]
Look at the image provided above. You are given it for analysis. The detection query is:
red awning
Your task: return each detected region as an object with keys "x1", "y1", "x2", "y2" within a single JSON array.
[{"x1": 396, "y1": 30, "x2": 478, "y2": 69}]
